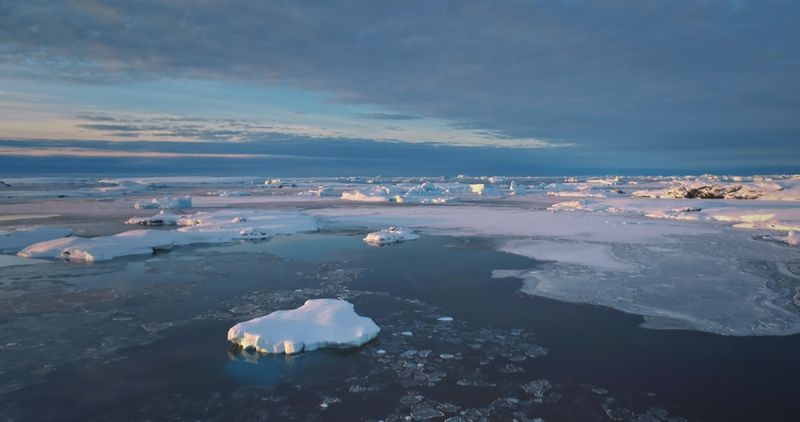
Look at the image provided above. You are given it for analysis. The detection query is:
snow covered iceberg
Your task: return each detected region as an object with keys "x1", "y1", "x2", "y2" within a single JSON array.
[
  {"x1": 227, "y1": 299, "x2": 380, "y2": 354},
  {"x1": 363, "y1": 227, "x2": 420, "y2": 246}
]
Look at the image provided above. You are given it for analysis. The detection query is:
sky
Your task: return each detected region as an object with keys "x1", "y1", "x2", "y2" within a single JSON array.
[{"x1": 0, "y1": 0, "x2": 798, "y2": 176}]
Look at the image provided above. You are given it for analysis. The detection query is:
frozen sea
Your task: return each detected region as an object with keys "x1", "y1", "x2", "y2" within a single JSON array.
[{"x1": 1, "y1": 175, "x2": 799, "y2": 421}]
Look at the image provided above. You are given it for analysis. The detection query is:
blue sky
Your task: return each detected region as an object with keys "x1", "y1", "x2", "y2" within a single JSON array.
[{"x1": 0, "y1": 0, "x2": 798, "y2": 175}]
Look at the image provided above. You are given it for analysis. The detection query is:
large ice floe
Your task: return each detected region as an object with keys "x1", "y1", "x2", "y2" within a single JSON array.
[
  {"x1": 227, "y1": 299, "x2": 380, "y2": 354},
  {"x1": 363, "y1": 227, "x2": 420, "y2": 246},
  {"x1": 0, "y1": 227, "x2": 73, "y2": 253},
  {"x1": 18, "y1": 210, "x2": 317, "y2": 262}
]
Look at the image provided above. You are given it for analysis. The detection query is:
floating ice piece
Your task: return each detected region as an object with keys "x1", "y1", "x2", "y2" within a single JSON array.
[
  {"x1": 547, "y1": 200, "x2": 586, "y2": 211},
  {"x1": 227, "y1": 299, "x2": 380, "y2": 354},
  {"x1": 298, "y1": 187, "x2": 336, "y2": 197},
  {"x1": 363, "y1": 227, "x2": 420, "y2": 246},
  {"x1": 0, "y1": 227, "x2": 72, "y2": 253},
  {"x1": 133, "y1": 196, "x2": 192, "y2": 210},
  {"x1": 125, "y1": 211, "x2": 182, "y2": 226},
  {"x1": 437, "y1": 316, "x2": 454, "y2": 322},
  {"x1": 469, "y1": 184, "x2": 485, "y2": 194},
  {"x1": 341, "y1": 185, "x2": 404, "y2": 202},
  {"x1": 18, "y1": 229, "x2": 182, "y2": 261},
  {"x1": 19, "y1": 210, "x2": 317, "y2": 262}
]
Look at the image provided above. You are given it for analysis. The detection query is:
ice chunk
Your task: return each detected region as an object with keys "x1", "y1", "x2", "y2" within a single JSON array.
[
  {"x1": 0, "y1": 227, "x2": 72, "y2": 253},
  {"x1": 133, "y1": 196, "x2": 192, "y2": 210},
  {"x1": 18, "y1": 229, "x2": 180, "y2": 261},
  {"x1": 298, "y1": 187, "x2": 336, "y2": 197},
  {"x1": 19, "y1": 210, "x2": 317, "y2": 262},
  {"x1": 363, "y1": 227, "x2": 420, "y2": 246},
  {"x1": 227, "y1": 299, "x2": 380, "y2": 354},
  {"x1": 125, "y1": 211, "x2": 183, "y2": 226},
  {"x1": 341, "y1": 189, "x2": 390, "y2": 202}
]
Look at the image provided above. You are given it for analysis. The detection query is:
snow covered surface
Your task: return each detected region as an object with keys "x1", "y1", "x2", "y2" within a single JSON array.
[
  {"x1": 227, "y1": 299, "x2": 380, "y2": 354},
  {"x1": 18, "y1": 210, "x2": 318, "y2": 261},
  {"x1": 363, "y1": 227, "x2": 420, "y2": 246}
]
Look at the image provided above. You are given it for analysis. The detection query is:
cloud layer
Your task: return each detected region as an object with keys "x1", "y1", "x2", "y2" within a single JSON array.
[{"x1": 1, "y1": 0, "x2": 799, "y2": 165}]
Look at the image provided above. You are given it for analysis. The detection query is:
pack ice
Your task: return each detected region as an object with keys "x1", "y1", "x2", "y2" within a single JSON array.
[{"x1": 227, "y1": 299, "x2": 380, "y2": 354}]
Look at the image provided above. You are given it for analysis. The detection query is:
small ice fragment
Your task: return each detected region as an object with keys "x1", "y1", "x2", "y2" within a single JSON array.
[
  {"x1": 521, "y1": 379, "x2": 552, "y2": 398},
  {"x1": 410, "y1": 406, "x2": 444, "y2": 420},
  {"x1": 363, "y1": 227, "x2": 420, "y2": 246},
  {"x1": 401, "y1": 331, "x2": 413, "y2": 336},
  {"x1": 437, "y1": 316, "x2": 453, "y2": 322}
]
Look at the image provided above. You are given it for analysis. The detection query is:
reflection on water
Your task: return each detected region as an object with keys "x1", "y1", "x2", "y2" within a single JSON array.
[{"x1": 0, "y1": 233, "x2": 799, "y2": 421}]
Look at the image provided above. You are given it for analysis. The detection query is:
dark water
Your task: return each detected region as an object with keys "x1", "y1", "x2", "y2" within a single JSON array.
[{"x1": 2, "y1": 233, "x2": 799, "y2": 421}]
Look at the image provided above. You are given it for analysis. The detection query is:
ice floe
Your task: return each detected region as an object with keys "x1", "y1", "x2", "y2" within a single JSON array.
[
  {"x1": 0, "y1": 227, "x2": 73, "y2": 253},
  {"x1": 363, "y1": 227, "x2": 420, "y2": 246},
  {"x1": 18, "y1": 210, "x2": 318, "y2": 262},
  {"x1": 227, "y1": 298, "x2": 380, "y2": 354}
]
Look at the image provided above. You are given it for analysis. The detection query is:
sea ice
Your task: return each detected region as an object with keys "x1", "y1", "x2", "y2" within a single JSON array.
[
  {"x1": 0, "y1": 227, "x2": 72, "y2": 253},
  {"x1": 363, "y1": 227, "x2": 420, "y2": 246},
  {"x1": 227, "y1": 299, "x2": 380, "y2": 354},
  {"x1": 19, "y1": 210, "x2": 318, "y2": 261}
]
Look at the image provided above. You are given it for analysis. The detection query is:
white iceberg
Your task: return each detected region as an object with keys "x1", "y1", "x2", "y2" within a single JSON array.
[
  {"x1": 133, "y1": 196, "x2": 192, "y2": 210},
  {"x1": 363, "y1": 227, "x2": 420, "y2": 246},
  {"x1": 0, "y1": 227, "x2": 73, "y2": 253},
  {"x1": 227, "y1": 299, "x2": 380, "y2": 354}
]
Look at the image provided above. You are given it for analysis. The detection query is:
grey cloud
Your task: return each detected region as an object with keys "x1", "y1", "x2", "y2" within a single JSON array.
[
  {"x1": 1, "y1": 0, "x2": 799, "y2": 162},
  {"x1": 357, "y1": 112, "x2": 421, "y2": 120}
]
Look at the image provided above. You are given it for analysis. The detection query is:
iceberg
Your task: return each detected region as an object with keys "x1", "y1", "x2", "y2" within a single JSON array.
[
  {"x1": 363, "y1": 227, "x2": 420, "y2": 246},
  {"x1": 227, "y1": 299, "x2": 380, "y2": 354}
]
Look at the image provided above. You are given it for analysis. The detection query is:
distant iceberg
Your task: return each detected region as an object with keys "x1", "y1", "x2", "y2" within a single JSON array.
[{"x1": 227, "y1": 299, "x2": 380, "y2": 354}]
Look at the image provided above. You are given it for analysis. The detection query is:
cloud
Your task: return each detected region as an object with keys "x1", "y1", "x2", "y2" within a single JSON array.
[
  {"x1": 0, "y1": 0, "x2": 798, "y2": 162},
  {"x1": 0, "y1": 146, "x2": 278, "y2": 159},
  {"x1": 356, "y1": 112, "x2": 421, "y2": 120}
]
